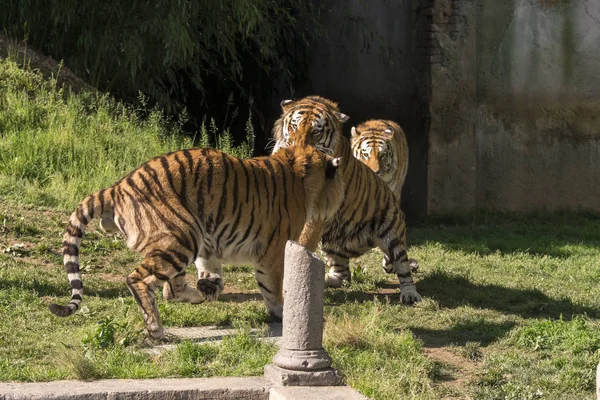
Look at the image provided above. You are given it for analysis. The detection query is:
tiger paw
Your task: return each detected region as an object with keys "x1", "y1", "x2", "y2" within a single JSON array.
[
  {"x1": 409, "y1": 258, "x2": 419, "y2": 272},
  {"x1": 324, "y1": 272, "x2": 347, "y2": 288},
  {"x1": 197, "y1": 276, "x2": 224, "y2": 301},
  {"x1": 163, "y1": 282, "x2": 205, "y2": 304},
  {"x1": 400, "y1": 286, "x2": 421, "y2": 305},
  {"x1": 267, "y1": 305, "x2": 283, "y2": 322},
  {"x1": 147, "y1": 323, "x2": 164, "y2": 340}
]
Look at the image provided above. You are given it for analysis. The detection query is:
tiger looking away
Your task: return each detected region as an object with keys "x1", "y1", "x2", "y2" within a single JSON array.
[
  {"x1": 271, "y1": 95, "x2": 421, "y2": 304},
  {"x1": 49, "y1": 124, "x2": 344, "y2": 339}
]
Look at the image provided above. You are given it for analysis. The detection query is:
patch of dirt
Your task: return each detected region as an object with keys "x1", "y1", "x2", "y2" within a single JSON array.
[
  {"x1": 424, "y1": 345, "x2": 478, "y2": 398},
  {"x1": 374, "y1": 287, "x2": 397, "y2": 295},
  {"x1": 219, "y1": 292, "x2": 263, "y2": 302},
  {"x1": 0, "y1": 34, "x2": 95, "y2": 93},
  {"x1": 96, "y1": 273, "x2": 126, "y2": 283}
]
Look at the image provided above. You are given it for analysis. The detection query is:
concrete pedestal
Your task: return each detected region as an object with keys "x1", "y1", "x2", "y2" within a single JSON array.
[
  {"x1": 265, "y1": 241, "x2": 340, "y2": 386},
  {"x1": 596, "y1": 362, "x2": 600, "y2": 399}
]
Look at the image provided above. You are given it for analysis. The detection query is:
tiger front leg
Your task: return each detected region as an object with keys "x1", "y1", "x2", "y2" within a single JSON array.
[
  {"x1": 324, "y1": 252, "x2": 351, "y2": 288},
  {"x1": 163, "y1": 270, "x2": 205, "y2": 304},
  {"x1": 380, "y1": 256, "x2": 419, "y2": 274},
  {"x1": 256, "y1": 256, "x2": 284, "y2": 321},
  {"x1": 195, "y1": 258, "x2": 224, "y2": 301},
  {"x1": 382, "y1": 254, "x2": 421, "y2": 305}
]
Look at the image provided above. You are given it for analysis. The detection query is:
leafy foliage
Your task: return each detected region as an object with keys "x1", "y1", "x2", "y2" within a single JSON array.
[
  {"x1": 1, "y1": 0, "x2": 322, "y2": 112},
  {"x1": 82, "y1": 317, "x2": 141, "y2": 350}
]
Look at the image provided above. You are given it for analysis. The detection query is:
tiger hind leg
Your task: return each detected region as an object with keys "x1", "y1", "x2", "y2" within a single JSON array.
[
  {"x1": 126, "y1": 253, "x2": 187, "y2": 339},
  {"x1": 409, "y1": 258, "x2": 419, "y2": 272},
  {"x1": 163, "y1": 270, "x2": 205, "y2": 304},
  {"x1": 195, "y1": 258, "x2": 224, "y2": 301},
  {"x1": 324, "y1": 252, "x2": 351, "y2": 288}
]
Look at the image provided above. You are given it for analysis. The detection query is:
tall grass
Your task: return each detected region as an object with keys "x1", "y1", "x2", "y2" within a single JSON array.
[{"x1": 0, "y1": 58, "x2": 252, "y2": 209}]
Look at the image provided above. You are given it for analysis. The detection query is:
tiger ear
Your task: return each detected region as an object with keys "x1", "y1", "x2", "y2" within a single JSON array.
[
  {"x1": 325, "y1": 157, "x2": 342, "y2": 179},
  {"x1": 280, "y1": 99, "x2": 294, "y2": 112},
  {"x1": 383, "y1": 128, "x2": 394, "y2": 138},
  {"x1": 335, "y1": 112, "x2": 349, "y2": 123},
  {"x1": 351, "y1": 126, "x2": 359, "y2": 139}
]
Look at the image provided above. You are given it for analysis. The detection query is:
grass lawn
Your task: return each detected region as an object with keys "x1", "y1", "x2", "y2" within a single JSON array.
[
  {"x1": 1, "y1": 203, "x2": 599, "y2": 399},
  {"x1": 1, "y1": 56, "x2": 599, "y2": 399}
]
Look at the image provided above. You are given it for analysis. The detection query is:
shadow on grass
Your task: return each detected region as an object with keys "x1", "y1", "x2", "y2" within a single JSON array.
[
  {"x1": 0, "y1": 278, "x2": 128, "y2": 299},
  {"x1": 325, "y1": 288, "x2": 400, "y2": 305},
  {"x1": 409, "y1": 320, "x2": 517, "y2": 347},
  {"x1": 218, "y1": 292, "x2": 263, "y2": 302},
  {"x1": 326, "y1": 270, "x2": 599, "y2": 320},
  {"x1": 408, "y1": 212, "x2": 600, "y2": 259},
  {"x1": 418, "y1": 271, "x2": 600, "y2": 319}
]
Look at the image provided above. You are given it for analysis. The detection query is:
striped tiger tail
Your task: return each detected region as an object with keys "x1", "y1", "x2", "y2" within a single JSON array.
[{"x1": 49, "y1": 189, "x2": 113, "y2": 317}]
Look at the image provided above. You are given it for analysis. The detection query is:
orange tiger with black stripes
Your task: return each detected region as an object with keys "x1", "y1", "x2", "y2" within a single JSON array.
[
  {"x1": 49, "y1": 122, "x2": 344, "y2": 339},
  {"x1": 271, "y1": 95, "x2": 421, "y2": 304},
  {"x1": 350, "y1": 119, "x2": 419, "y2": 272},
  {"x1": 351, "y1": 120, "x2": 408, "y2": 201}
]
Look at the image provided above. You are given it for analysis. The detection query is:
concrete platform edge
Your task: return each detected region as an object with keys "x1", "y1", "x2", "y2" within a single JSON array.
[{"x1": 0, "y1": 376, "x2": 368, "y2": 400}]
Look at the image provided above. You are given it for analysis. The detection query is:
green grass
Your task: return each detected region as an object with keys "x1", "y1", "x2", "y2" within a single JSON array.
[
  {"x1": 1, "y1": 203, "x2": 599, "y2": 399},
  {"x1": 1, "y1": 57, "x2": 599, "y2": 399},
  {"x1": 0, "y1": 57, "x2": 252, "y2": 210}
]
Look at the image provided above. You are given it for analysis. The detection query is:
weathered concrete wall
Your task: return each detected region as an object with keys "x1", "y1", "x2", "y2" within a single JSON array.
[
  {"x1": 418, "y1": 0, "x2": 478, "y2": 212},
  {"x1": 475, "y1": 0, "x2": 600, "y2": 211},
  {"x1": 425, "y1": 0, "x2": 600, "y2": 213}
]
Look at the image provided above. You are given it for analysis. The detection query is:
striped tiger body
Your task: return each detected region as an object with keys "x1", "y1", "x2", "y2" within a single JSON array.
[
  {"x1": 271, "y1": 96, "x2": 421, "y2": 304},
  {"x1": 351, "y1": 120, "x2": 408, "y2": 201},
  {"x1": 49, "y1": 137, "x2": 344, "y2": 339},
  {"x1": 351, "y1": 120, "x2": 419, "y2": 273}
]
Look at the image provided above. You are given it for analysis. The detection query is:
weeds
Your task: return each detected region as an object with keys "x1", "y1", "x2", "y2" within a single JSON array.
[
  {"x1": 82, "y1": 317, "x2": 141, "y2": 351},
  {"x1": 460, "y1": 341, "x2": 483, "y2": 362}
]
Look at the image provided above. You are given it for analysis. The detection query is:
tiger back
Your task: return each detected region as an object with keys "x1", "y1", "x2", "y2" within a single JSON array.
[
  {"x1": 351, "y1": 120, "x2": 408, "y2": 201},
  {"x1": 49, "y1": 132, "x2": 344, "y2": 339},
  {"x1": 271, "y1": 96, "x2": 421, "y2": 304}
]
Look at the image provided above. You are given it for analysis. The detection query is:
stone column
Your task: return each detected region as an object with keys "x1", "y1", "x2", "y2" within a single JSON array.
[
  {"x1": 596, "y1": 362, "x2": 600, "y2": 400},
  {"x1": 264, "y1": 241, "x2": 339, "y2": 386}
]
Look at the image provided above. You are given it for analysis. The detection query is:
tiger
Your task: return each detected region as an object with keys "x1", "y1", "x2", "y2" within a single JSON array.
[
  {"x1": 350, "y1": 120, "x2": 419, "y2": 272},
  {"x1": 49, "y1": 126, "x2": 344, "y2": 339},
  {"x1": 351, "y1": 120, "x2": 408, "y2": 201},
  {"x1": 270, "y1": 95, "x2": 421, "y2": 303}
]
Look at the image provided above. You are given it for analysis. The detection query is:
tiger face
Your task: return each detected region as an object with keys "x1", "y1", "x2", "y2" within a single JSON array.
[
  {"x1": 351, "y1": 124, "x2": 396, "y2": 177},
  {"x1": 271, "y1": 95, "x2": 349, "y2": 155},
  {"x1": 349, "y1": 119, "x2": 409, "y2": 200}
]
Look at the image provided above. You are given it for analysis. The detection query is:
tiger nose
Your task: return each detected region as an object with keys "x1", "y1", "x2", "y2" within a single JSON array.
[{"x1": 367, "y1": 160, "x2": 380, "y2": 174}]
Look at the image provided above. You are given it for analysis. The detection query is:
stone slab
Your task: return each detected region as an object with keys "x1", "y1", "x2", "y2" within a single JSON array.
[
  {"x1": 0, "y1": 377, "x2": 270, "y2": 400},
  {"x1": 142, "y1": 324, "x2": 283, "y2": 355},
  {"x1": 264, "y1": 364, "x2": 340, "y2": 387},
  {"x1": 165, "y1": 323, "x2": 282, "y2": 343},
  {"x1": 269, "y1": 386, "x2": 369, "y2": 400}
]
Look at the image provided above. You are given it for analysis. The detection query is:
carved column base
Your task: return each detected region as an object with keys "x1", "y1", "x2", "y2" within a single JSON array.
[{"x1": 264, "y1": 364, "x2": 340, "y2": 387}]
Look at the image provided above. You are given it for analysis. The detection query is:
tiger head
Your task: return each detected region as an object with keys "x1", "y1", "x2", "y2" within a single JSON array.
[
  {"x1": 351, "y1": 120, "x2": 399, "y2": 179},
  {"x1": 273, "y1": 120, "x2": 345, "y2": 222},
  {"x1": 271, "y1": 95, "x2": 349, "y2": 155}
]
